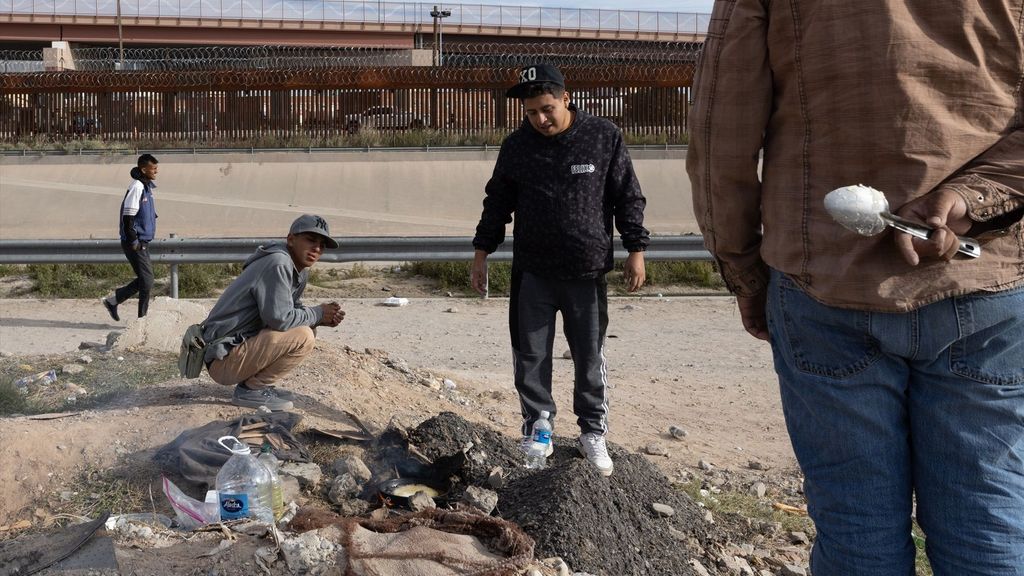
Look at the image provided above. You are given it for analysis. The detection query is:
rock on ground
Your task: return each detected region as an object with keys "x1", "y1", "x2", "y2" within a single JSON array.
[{"x1": 113, "y1": 297, "x2": 209, "y2": 354}]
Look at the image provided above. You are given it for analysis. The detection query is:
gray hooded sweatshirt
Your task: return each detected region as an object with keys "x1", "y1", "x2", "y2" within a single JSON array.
[{"x1": 202, "y1": 242, "x2": 324, "y2": 364}]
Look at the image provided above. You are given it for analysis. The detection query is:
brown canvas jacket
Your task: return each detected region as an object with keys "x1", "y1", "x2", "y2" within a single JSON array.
[{"x1": 687, "y1": 0, "x2": 1024, "y2": 312}]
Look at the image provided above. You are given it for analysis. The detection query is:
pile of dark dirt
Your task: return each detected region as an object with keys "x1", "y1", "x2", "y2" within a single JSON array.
[
  {"x1": 407, "y1": 411, "x2": 525, "y2": 479},
  {"x1": 408, "y1": 412, "x2": 722, "y2": 576}
]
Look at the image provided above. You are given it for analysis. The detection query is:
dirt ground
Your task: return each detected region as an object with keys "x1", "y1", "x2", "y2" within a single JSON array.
[{"x1": 0, "y1": 286, "x2": 805, "y2": 574}]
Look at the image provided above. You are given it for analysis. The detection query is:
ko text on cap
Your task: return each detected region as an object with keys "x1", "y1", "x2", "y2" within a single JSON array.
[{"x1": 506, "y1": 64, "x2": 566, "y2": 98}]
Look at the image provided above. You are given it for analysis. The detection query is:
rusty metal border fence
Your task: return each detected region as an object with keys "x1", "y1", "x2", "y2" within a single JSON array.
[{"x1": 0, "y1": 42, "x2": 699, "y2": 143}]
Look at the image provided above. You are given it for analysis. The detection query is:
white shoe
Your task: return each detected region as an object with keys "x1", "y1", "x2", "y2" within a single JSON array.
[
  {"x1": 578, "y1": 433, "x2": 613, "y2": 476},
  {"x1": 521, "y1": 436, "x2": 554, "y2": 457}
]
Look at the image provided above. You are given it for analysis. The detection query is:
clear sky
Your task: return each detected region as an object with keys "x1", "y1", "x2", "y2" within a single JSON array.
[{"x1": 449, "y1": 1, "x2": 715, "y2": 13}]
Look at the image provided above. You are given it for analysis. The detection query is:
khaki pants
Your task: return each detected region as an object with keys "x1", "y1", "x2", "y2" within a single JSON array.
[{"x1": 207, "y1": 326, "x2": 315, "y2": 388}]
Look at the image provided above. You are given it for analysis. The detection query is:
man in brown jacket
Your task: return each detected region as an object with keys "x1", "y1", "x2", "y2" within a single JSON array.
[{"x1": 687, "y1": 2, "x2": 1024, "y2": 574}]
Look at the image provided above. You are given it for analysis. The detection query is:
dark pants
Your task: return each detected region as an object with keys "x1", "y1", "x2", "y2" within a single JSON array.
[
  {"x1": 115, "y1": 241, "x2": 153, "y2": 318},
  {"x1": 510, "y1": 269, "x2": 609, "y2": 437}
]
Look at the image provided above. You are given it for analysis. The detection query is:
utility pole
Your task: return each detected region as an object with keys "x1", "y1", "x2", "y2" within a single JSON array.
[
  {"x1": 116, "y1": 0, "x2": 124, "y2": 68},
  {"x1": 430, "y1": 5, "x2": 451, "y2": 66}
]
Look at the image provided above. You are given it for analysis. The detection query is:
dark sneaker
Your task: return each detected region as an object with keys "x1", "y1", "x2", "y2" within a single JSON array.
[
  {"x1": 102, "y1": 297, "x2": 120, "y2": 321},
  {"x1": 264, "y1": 385, "x2": 295, "y2": 401},
  {"x1": 238, "y1": 382, "x2": 296, "y2": 401},
  {"x1": 232, "y1": 385, "x2": 293, "y2": 411}
]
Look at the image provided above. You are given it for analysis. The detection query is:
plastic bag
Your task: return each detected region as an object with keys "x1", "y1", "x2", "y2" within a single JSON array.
[
  {"x1": 14, "y1": 369, "x2": 57, "y2": 391},
  {"x1": 162, "y1": 475, "x2": 220, "y2": 529}
]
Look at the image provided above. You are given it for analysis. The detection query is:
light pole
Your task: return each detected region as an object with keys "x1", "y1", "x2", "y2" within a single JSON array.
[
  {"x1": 430, "y1": 5, "x2": 451, "y2": 66},
  {"x1": 116, "y1": 0, "x2": 124, "y2": 68}
]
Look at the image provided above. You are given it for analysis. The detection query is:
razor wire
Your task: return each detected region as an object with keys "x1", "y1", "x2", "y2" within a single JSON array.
[
  {"x1": 0, "y1": 42, "x2": 701, "y2": 72},
  {"x1": 1, "y1": 65, "x2": 695, "y2": 92},
  {"x1": 0, "y1": 42, "x2": 701, "y2": 92}
]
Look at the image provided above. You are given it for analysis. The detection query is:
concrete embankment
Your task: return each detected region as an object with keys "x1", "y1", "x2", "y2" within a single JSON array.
[{"x1": 0, "y1": 148, "x2": 695, "y2": 240}]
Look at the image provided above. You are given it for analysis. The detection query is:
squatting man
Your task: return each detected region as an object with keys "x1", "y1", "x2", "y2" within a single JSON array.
[{"x1": 200, "y1": 214, "x2": 346, "y2": 411}]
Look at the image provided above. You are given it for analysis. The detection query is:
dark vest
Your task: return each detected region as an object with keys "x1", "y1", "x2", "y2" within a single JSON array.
[{"x1": 119, "y1": 180, "x2": 157, "y2": 242}]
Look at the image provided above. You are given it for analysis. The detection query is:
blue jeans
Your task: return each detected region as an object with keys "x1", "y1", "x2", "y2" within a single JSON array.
[{"x1": 766, "y1": 269, "x2": 1024, "y2": 575}]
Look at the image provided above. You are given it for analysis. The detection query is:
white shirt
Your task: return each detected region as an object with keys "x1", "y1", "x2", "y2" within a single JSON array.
[{"x1": 121, "y1": 180, "x2": 144, "y2": 216}]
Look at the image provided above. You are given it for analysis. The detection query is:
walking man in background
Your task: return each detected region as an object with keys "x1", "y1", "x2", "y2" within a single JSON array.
[
  {"x1": 103, "y1": 153, "x2": 159, "y2": 321},
  {"x1": 202, "y1": 214, "x2": 345, "y2": 411},
  {"x1": 688, "y1": 1, "x2": 1024, "y2": 574},
  {"x1": 472, "y1": 64, "x2": 650, "y2": 476}
]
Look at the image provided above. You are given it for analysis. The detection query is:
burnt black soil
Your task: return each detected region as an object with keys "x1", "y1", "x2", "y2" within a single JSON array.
[{"x1": 410, "y1": 412, "x2": 721, "y2": 576}]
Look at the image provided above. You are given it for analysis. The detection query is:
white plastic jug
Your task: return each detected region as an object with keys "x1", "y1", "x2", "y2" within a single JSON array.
[{"x1": 215, "y1": 436, "x2": 274, "y2": 523}]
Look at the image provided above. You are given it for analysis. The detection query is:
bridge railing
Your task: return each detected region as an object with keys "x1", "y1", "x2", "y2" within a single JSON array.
[
  {"x1": 0, "y1": 235, "x2": 712, "y2": 297},
  {"x1": 2, "y1": 0, "x2": 711, "y2": 35}
]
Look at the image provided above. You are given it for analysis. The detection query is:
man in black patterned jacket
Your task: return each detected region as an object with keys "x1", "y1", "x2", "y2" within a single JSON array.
[{"x1": 471, "y1": 64, "x2": 650, "y2": 476}]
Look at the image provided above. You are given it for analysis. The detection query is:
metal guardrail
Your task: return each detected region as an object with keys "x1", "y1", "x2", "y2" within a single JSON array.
[{"x1": 0, "y1": 235, "x2": 711, "y2": 296}]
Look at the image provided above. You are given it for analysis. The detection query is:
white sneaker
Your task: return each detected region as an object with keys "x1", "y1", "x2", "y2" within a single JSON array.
[
  {"x1": 521, "y1": 436, "x2": 554, "y2": 457},
  {"x1": 578, "y1": 433, "x2": 613, "y2": 476}
]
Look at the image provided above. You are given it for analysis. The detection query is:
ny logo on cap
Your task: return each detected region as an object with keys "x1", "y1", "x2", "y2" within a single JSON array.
[
  {"x1": 519, "y1": 67, "x2": 538, "y2": 83},
  {"x1": 314, "y1": 216, "x2": 328, "y2": 231}
]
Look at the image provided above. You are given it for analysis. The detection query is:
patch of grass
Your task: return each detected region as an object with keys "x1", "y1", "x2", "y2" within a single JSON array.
[
  {"x1": 0, "y1": 264, "x2": 22, "y2": 276},
  {"x1": 403, "y1": 261, "x2": 513, "y2": 295},
  {"x1": 343, "y1": 262, "x2": 376, "y2": 279},
  {"x1": 678, "y1": 479, "x2": 933, "y2": 576},
  {"x1": 21, "y1": 263, "x2": 240, "y2": 298},
  {"x1": 481, "y1": 262, "x2": 513, "y2": 294},
  {"x1": 677, "y1": 478, "x2": 815, "y2": 534},
  {"x1": 0, "y1": 374, "x2": 38, "y2": 415},
  {"x1": 405, "y1": 260, "x2": 721, "y2": 296},
  {"x1": 403, "y1": 261, "x2": 472, "y2": 293},
  {"x1": 606, "y1": 260, "x2": 724, "y2": 294},
  {"x1": 2, "y1": 129, "x2": 686, "y2": 151},
  {"x1": 27, "y1": 263, "x2": 135, "y2": 298},
  {"x1": 644, "y1": 261, "x2": 723, "y2": 289},
  {"x1": 0, "y1": 351, "x2": 179, "y2": 416},
  {"x1": 308, "y1": 268, "x2": 333, "y2": 286},
  {"x1": 913, "y1": 522, "x2": 933, "y2": 576},
  {"x1": 174, "y1": 263, "x2": 241, "y2": 298},
  {"x1": 67, "y1": 352, "x2": 179, "y2": 408},
  {"x1": 53, "y1": 464, "x2": 152, "y2": 520},
  {"x1": 1, "y1": 130, "x2": 510, "y2": 152}
]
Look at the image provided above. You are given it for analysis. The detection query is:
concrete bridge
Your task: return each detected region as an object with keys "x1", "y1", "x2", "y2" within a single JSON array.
[{"x1": 2, "y1": 1, "x2": 710, "y2": 47}]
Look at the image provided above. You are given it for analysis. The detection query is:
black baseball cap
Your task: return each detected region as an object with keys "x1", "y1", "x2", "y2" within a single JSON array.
[
  {"x1": 289, "y1": 214, "x2": 339, "y2": 249},
  {"x1": 506, "y1": 64, "x2": 565, "y2": 98}
]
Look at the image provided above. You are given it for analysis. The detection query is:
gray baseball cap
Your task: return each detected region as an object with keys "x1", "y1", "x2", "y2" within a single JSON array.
[{"x1": 289, "y1": 214, "x2": 339, "y2": 249}]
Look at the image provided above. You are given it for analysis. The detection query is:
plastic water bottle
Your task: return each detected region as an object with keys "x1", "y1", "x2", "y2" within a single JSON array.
[
  {"x1": 215, "y1": 436, "x2": 274, "y2": 524},
  {"x1": 525, "y1": 410, "x2": 553, "y2": 470},
  {"x1": 256, "y1": 443, "x2": 285, "y2": 521}
]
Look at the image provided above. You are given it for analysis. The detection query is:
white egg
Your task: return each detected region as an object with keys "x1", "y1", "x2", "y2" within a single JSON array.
[{"x1": 823, "y1": 184, "x2": 889, "y2": 236}]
